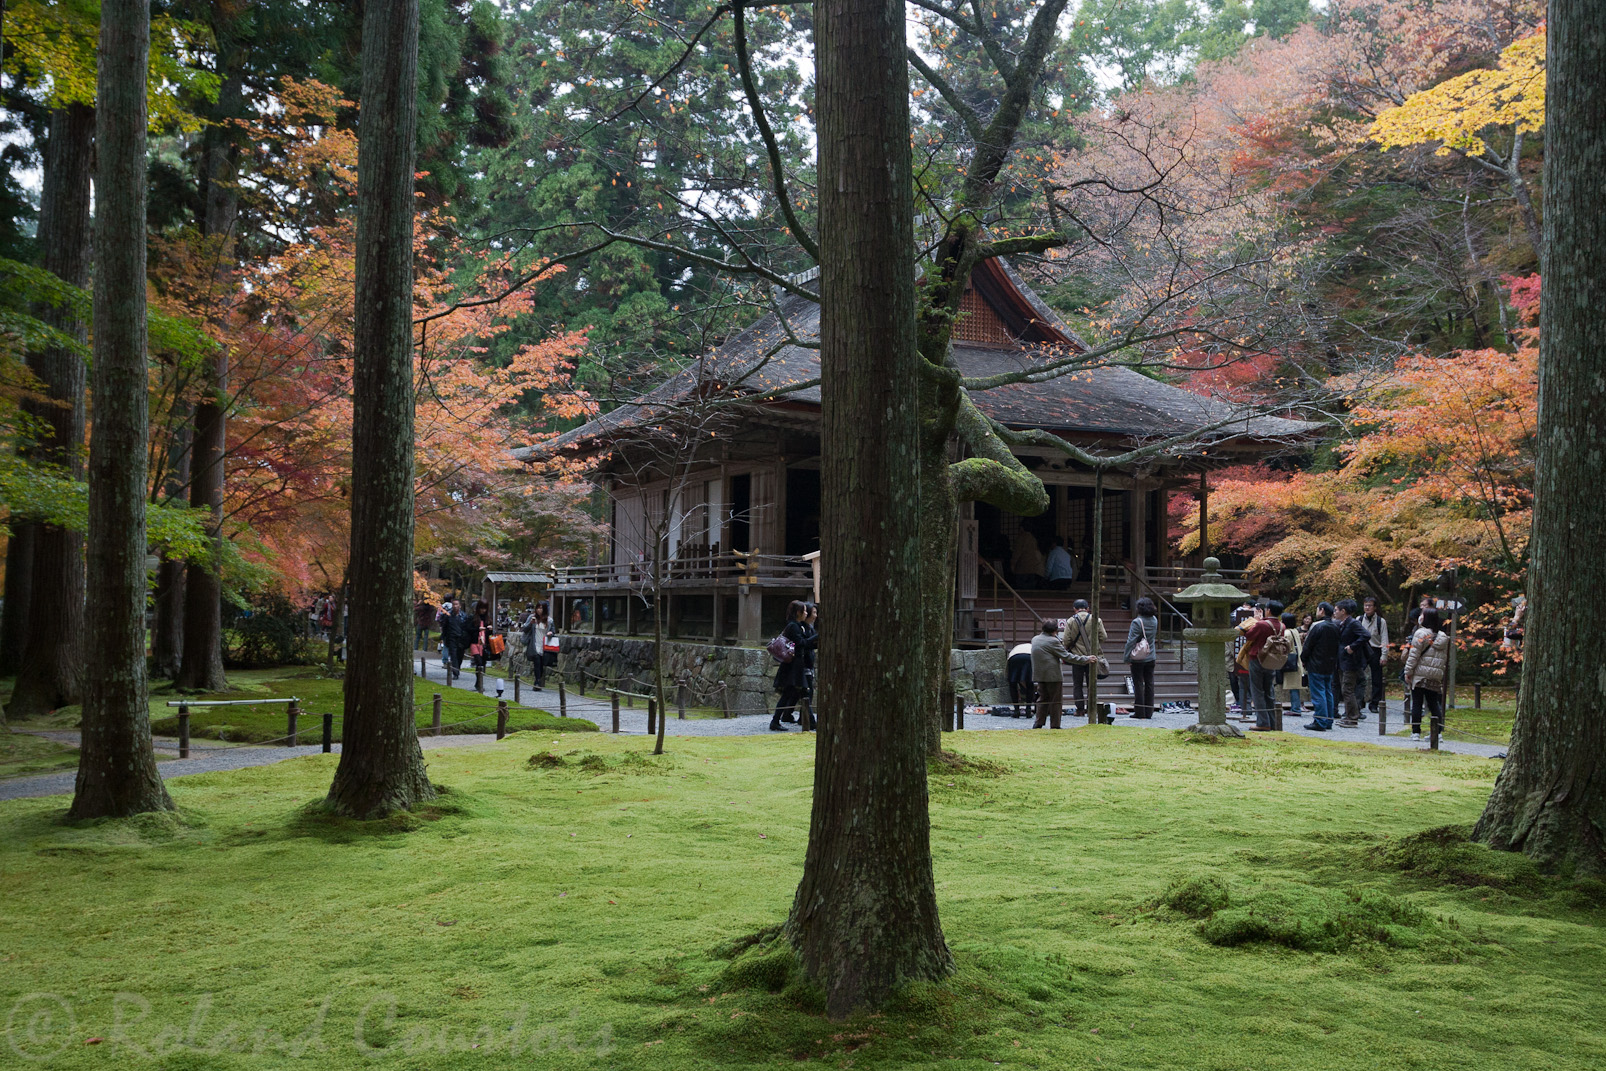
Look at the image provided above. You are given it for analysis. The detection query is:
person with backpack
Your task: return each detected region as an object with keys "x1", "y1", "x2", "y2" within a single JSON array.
[
  {"x1": 1124, "y1": 597, "x2": 1160, "y2": 719},
  {"x1": 1403, "y1": 608, "x2": 1452, "y2": 741},
  {"x1": 1276, "y1": 611, "x2": 1304, "y2": 717},
  {"x1": 1301, "y1": 602, "x2": 1341, "y2": 731},
  {"x1": 439, "y1": 600, "x2": 470, "y2": 681},
  {"x1": 769, "y1": 601, "x2": 817, "y2": 732},
  {"x1": 1237, "y1": 599, "x2": 1289, "y2": 731},
  {"x1": 1059, "y1": 599, "x2": 1108, "y2": 718},
  {"x1": 1361, "y1": 596, "x2": 1390, "y2": 714}
]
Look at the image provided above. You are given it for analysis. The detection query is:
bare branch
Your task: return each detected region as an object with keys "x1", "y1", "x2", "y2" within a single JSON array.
[{"x1": 734, "y1": 0, "x2": 819, "y2": 262}]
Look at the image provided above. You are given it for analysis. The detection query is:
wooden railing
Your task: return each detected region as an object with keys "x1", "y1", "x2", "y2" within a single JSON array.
[
  {"x1": 552, "y1": 550, "x2": 813, "y2": 589},
  {"x1": 978, "y1": 559, "x2": 1047, "y2": 647}
]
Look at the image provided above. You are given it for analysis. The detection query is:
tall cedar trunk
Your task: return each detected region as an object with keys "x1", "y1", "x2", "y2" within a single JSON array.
[
  {"x1": 1472, "y1": 1, "x2": 1606, "y2": 874},
  {"x1": 0, "y1": 523, "x2": 35, "y2": 679},
  {"x1": 652, "y1": 545, "x2": 667, "y2": 756},
  {"x1": 787, "y1": 0, "x2": 952, "y2": 1017},
  {"x1": 1086, "y1": 469, "x2": 1105, "y2": 720},
  {"x1": 8, "y1": 104, "x2": 93, "y2": 719},
  {"x1": 918, "y1": 440, "x2": 957, "y2": 756},
  {"x1": 151, "y1": 416, "x2": 191, "y2": 679},
  {"x1": 175, "y1": 379, "x2": 228, "y2": 691},
  {"x1": 70, "y1": 0, "x2": 172, "y2": 819},
  {"x1": 325, "y1": 0, "x2": 433, "y2": 818},
  {"x1": 174, "y1": 53, "x2": 243, "y2": 694}
]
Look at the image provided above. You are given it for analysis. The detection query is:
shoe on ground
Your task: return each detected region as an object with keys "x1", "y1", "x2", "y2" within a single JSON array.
[
  {"x1": 1248, "y1": 726, "x2": 1272, "y2": 732},
  {"x1": 1411, "y1": 732, "x2": 1422, "y2": 741},
  {"x1": 1301, "y1": 723, "x2": 1328, "y2": 731},
  {"x1": 768, "y1": 722, "x2": 785, "y2": 732},
  {"x1": 1338, "y1": 719, "x2": 1359, "y2": 728}
]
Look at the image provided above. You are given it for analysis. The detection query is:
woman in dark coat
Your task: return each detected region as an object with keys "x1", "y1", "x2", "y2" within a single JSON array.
[
  {"x1": 470, "y1": 600, "x2": 494, "y2": 671},
  {"x1": 770, "y1": 601, "x2": 817, "y2": 732}
]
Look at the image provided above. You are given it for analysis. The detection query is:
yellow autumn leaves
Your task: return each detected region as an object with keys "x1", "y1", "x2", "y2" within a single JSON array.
[{"x1": 1370, "y1": 31, "x2": 1545, "y2": 158}]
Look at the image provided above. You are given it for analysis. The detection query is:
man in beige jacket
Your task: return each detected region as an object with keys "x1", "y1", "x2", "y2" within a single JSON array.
[{"x1": 1060, "y1": 599, "x2": 1107, "y2": 718}]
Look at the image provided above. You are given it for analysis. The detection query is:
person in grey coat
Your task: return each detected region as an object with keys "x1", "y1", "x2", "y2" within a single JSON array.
[{"x1": 1030, "y1": 620, "x2": 1077, "y2": 729}]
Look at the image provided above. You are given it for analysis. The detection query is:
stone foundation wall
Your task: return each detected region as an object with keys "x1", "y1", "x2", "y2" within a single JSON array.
[{"x1": 555, "y1": 636, "x2": 1010, "y2": 716}]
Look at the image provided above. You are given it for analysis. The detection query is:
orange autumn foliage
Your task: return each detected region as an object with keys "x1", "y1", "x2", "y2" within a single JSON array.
[{"x1": 148, "y1": 78, "x2": 600, "y2": 599}]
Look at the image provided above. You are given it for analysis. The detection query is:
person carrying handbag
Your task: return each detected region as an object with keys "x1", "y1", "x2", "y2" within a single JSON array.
[
  {"x1": 1124, "y1": 597, "x2": 1159, "y2": 719},
  {"x1": 1059, "y1": 599, "x2": 1108, "y2": 718}
]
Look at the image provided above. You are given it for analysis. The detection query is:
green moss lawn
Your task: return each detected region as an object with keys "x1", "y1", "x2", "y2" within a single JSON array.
[
  {"x1": 2, "y1": 728, "x2": 1602, "y2": 1069},
  {"x1": 0, "y1": 731, "x2": 86, "y2": 779},
  {"x1": 0, "y1": 669, "x2": 594, "y2": 757}
]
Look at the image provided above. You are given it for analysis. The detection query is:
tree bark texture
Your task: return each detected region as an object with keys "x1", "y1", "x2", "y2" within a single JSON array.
[
  {"x1": 1473, "y1": 0, "x2": 1606, "y2": 875},
  {"x1": 151, "y1": 417, "x2": 191, "y2": 680},
  {"x1": 325, "y1": 0, "x2": 433, "y2": 819},
  {"x1": 70, "y1": 0, "x2": 172, "y2": 819},
  {"x1": 786, "y1": 0, "x2": 953, "y2": 1018},
  {"x1": 175, "y1": 379, "x2": 228, "y2": 692},
  {"x1": 8, "y1": 104, "x2": 93, "y2": 719},
  {"x1": 0, "y1": 523, "x2": 35, "y2": 680}
]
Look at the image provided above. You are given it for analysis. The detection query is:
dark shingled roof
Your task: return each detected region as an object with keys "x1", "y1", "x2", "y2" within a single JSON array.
[{"x1": 516, "y1": 260, "x2": 1315, "y2": 461}]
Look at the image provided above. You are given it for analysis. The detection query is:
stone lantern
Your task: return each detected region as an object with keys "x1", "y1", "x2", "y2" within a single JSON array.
[{"x1": 1175, "y1": 557, "x2": 1253, "y2": 738}]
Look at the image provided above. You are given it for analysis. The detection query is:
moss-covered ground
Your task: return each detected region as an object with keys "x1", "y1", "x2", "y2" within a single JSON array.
[
  {"x1": 0, "y1": 669, "x2": 594, "y2": 755},
  {"x1": 2, "y1": 727, "x2": 1602, "y2": 1069},
  {"x1": 0, "y1": 731, "x2": 86, "y2": 779}
]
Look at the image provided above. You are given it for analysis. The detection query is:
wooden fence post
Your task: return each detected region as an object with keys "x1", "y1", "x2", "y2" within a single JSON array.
[
  {"x1": 647, "y1": 699, "x2": 657, "y2": 736},
  {"x1": 558, "y1": 680, "x2": 567, "y2": 718},
  {"x1": 678, "y1": 676, "x2": 687, "y2": 721},
  {"x1": 941, "y1": 684, "x2": 955, "y2": 732},
  {"x1": 497, "y1": 700, "x2": 508, "y2": 740},
  {"x1": 1474, "y1": 683, "x2": 1482, "y2": 709},
  {"x1": 178, "y1": 703, "x2": 190, "y2": 759},
  {"x1": 955, "y1": 693, "x2": 965, "y2": 731},
  {"x1": 322, "y1": 711, "x2": 334, "y2": 753},
  {"x1": 611, "y1": 692, "x2": 620, "y2": 734},
  {"x1": 432, "y1": 693, "x2": 443, "y2": 736},
  {"x1": 475, "y1": 666, "x2": 484, "y2": 693},
  {"x1": 513, "y1": 674, "x2": 521, "y2": 704},
  {"x1": 286, "y1": 698, "x2": 300, "y2": 747}
]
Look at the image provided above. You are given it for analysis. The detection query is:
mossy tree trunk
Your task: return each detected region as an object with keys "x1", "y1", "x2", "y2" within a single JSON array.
[
  {"x1": 1472, "y1": 0, "x2": 1606, "y2": 875},
  {"x1": 70, "y1": 0, "x2": 173, "y2": 820},
  {"x1": 151, "y1": 416, "x2": 190, "y2": 681},
  {"x1": 325, "y1": 0, "x2": 434, "y2": 819},
  {"x1": 0, "y1": 523, "x2": 34, "y2": 682},
  {"x1": 787, "y1": 0, "x2": 952, "y2": 1018},
  {"x1": 9, "y1": 103, "x2": 93, "y2": 720}
]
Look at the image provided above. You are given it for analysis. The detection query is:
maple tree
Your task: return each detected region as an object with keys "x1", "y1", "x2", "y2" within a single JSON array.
[
  {"x1": 145, "y1": 78, "x2": 597, "y2": 614},
  {"x1": 1371, "y1": 29, "x2": 1547, "y2": 255}
]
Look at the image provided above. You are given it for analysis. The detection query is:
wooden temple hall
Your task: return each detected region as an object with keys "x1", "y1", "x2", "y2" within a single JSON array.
[{"x1": 518, "y1": 257, "x2": 1311, "y2": 653}]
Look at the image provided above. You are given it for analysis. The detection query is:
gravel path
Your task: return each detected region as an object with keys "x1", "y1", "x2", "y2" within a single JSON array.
[
  {"x1": 420, "y1": 653, "x2": 1507, "y2": 756},
  {"x1": 0, "y1": 660, "x2": 1504, "y2": 802}
]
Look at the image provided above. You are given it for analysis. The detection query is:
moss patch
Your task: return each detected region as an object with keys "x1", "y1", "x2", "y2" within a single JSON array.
[{"x1": 3, "y1": 728, "x2": 1603, "y2": 1070}]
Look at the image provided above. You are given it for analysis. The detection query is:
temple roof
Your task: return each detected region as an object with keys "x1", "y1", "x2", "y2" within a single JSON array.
[{"x1": 516, "y1": 258, "x2": 1316, "y2": 462}]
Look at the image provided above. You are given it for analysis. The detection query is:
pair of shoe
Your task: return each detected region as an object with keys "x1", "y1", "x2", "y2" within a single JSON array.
[
  {"x1": 1302, "y1": 722, "x2": 1329, "y2": 731},
  {"x1": 768, "y1": 721, "x2": 786, "y2": 732}
]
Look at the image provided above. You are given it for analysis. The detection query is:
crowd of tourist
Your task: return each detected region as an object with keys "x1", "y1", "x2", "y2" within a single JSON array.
[{"x1": 1237, "y1": 594, "x2": 1452, "y2": 739}]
